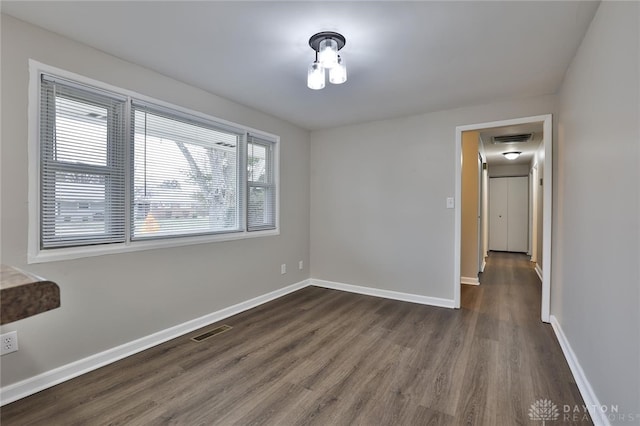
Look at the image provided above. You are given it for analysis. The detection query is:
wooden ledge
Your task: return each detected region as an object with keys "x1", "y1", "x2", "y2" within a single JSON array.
[{"x1": 1, "y1": 265, "x2": 60, "y2": 325}]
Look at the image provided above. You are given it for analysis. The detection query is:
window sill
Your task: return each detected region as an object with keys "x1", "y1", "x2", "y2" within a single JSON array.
[{"x1": 27, "y1": 229, "x2": 280, "y2": 264}]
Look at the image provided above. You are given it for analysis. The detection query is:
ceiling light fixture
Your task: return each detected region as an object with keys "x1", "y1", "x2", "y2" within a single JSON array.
[
  {"x1": 503, "y1": 151, "x2": 522, "y2": 160},
  {"x1": 308, "y1": 31, "x2": 347, "y2": 90}
]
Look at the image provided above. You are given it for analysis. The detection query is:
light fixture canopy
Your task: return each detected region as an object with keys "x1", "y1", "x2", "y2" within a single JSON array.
[
  {"x1": 307, "y1": 31, "x2": 347, "y2": 90},
  {"x1": 503, "y1": 151, "x2": 522, "y2": 160}
]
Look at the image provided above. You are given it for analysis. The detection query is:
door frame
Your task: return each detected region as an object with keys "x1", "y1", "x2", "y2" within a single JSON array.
[
  {"x1": 530, "y1": 163, "x2": 539, "y2": 264},
  {"x1": 477, "y1": 153, "x2": 484, "y2": 273},
  {"x1": 454, "y1": 114, "x2": 552, "y2": 322}
]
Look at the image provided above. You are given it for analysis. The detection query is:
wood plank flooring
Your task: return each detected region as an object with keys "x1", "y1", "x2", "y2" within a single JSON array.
[{"x1": 1, "y1": 252, "x2": 591, "y2": 425}]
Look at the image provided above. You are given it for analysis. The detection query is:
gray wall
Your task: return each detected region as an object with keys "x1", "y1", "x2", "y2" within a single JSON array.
[
  {"x1": 310, "y1": 95, "x2": 556, "y2": 299},
  {"x1": 554, "y1": 1, "x2": 639, "y2": 418},
  {"x1": 0, "y1": 15, "x2": 310, "y2": 386}
]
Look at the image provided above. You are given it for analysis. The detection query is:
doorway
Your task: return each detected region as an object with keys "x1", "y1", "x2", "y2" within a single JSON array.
[
  {"x1": 488, "y1": 176, "x2": 528, "y2": 252},
  {"x1": 454, "y1": 114, "x2": 552, "y2": 322}
]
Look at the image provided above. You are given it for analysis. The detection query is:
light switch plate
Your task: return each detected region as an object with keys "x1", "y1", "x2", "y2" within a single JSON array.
[{"x1": 446, "y1": 197, "x2": 455, "y2": 209}]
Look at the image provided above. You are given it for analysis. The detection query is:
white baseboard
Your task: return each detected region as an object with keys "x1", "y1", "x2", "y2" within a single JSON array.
[
  {"x1": 535, "y1": 264, "x2": 543, "y2": 282},
  {"x1": 461, "y1": 276, "x2": 480, "y2": 286},
  {"x1": 311, "y1": 279, "x2": 455, "y2": 308},
  {"x1": 550, "y1": 315, "x2": 609, "y2": 426},
  {"x1": 480, "y1": 259, "x2": 487, "y2": 273},
  {"x1": 1, "y1": 277, "x2": 456, "y2": 405},
  {"x1": 0, "y1": 279, "x2": 311, "y2": 406}
]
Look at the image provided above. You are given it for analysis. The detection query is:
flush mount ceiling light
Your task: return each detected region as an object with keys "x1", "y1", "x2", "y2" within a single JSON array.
[
  {"x1": 503, "y1": 151, "x2": 522, "y2": 160},
  {"x1": 307, "y1": 31, "x2": 347, "y2": 90}
]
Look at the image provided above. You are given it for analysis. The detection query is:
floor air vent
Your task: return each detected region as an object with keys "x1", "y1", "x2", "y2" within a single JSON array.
[
  {"x1": 492, "y1": 133, "x2": 532, "y2": 144},
  {"x1": 191, "y1": 325, "x2": 232, "y2": 342}
]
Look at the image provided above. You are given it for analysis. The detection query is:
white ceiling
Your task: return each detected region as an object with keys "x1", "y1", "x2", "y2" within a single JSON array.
[
  {"x1": 1, "y1": 1, "x2": 599, "y2": 130},
  {"x1": 479, "y1": 123, "x2": 543, "y2": 167}
]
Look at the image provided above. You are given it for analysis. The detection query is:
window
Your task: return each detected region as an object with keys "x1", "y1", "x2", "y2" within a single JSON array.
[
  {"x1": 33, "y1": 66, "x2": 278, "y2": 261},
  {"x1": 131, "y1": 103, "x2": 244, "y2": 240},
  {"x1": 247, "y1": 135, "x2": 276, "y2": 231},
  {"x1": 40, "y1": 76, "x2": 126, "y2": 248}
]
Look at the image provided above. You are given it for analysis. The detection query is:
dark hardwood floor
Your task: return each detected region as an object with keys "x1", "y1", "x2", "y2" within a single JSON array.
[{"x1": 1, "y1": 252, "x2": 590, "y2": 425}]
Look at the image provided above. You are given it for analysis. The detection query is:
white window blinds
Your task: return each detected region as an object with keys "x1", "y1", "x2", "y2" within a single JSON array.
[
  {"x1": 36, "y1": 70, "x2": 278, "y2": 254},
  {"x1": 131, "y1": 104, "x2": 244, "y2": 240},
  {"x1": 247, "y1": 134, "x2": 276, "y2": 231},
  {"x1": 40, "y1": 75, "x2": 126, "y2": 248}
]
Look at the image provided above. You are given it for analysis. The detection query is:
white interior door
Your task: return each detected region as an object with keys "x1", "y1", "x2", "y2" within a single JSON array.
[
  {"x1": 507, "y1": 176, "x2": 529, "y2": 252},
  {"x1": 489, "y1": 178, "x2": 508, "y2": 251}
]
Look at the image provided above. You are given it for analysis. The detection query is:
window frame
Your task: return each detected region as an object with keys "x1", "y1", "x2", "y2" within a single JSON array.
[
  {"x1": 28, "y1": 60, "x2": 279, "y2": 264},
  {"x1": 247, "y1": 135, "x2": 277, "y2": 231},
  {"x1": 39, "y1": 76, "x2": 128, "y2": 248},
  {"x1": 129, "y1": 100, "x2": 247, "y2": 241}
]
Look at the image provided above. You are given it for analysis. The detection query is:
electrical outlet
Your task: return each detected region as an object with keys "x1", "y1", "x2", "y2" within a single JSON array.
[
  {"x1": 299, "y1": 260, "x2": 304, "y2": 270},
  {"x1": 1, "y1": 331, "x2": 19, "y2": 355},
  {"x1": 281, "y1": 264, "x2": 287, "y2": 275}
]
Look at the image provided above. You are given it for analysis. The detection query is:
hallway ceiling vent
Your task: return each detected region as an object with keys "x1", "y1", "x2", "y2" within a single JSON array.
[{"x1": 492, "y1": 133, "x2": 532, "y2": 144}]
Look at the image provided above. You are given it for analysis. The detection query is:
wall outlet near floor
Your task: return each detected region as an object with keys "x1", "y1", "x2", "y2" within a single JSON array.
[
  {"x1": 298, "y1": 260, "x2": 304, "y2": 270},
  {"x1": 281, "y1": 264, "x2": 287, "y2": 275},
  {"x1": 1, "y1": 331, "x2": 19, "y2": 355}
]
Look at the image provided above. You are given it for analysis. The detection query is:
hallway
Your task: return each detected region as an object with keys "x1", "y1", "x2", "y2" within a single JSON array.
[{"x1": 462, "y1": 251, "x2": 591, "y2": 424}]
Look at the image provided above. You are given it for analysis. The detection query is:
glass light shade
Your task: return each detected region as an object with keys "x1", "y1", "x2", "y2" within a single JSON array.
[
  {"x1": 503, "y1": 152, "x2": 521, "y2": 160},
  {"x1": 329, "y1": 56, "x2": 347, "y2": 84},
  {"x1": 318, "y1": 38, "x2": 338, "y2": 69},
  {"x1": 307, "y1": 61, "x2": 325, "y2": 90}
]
